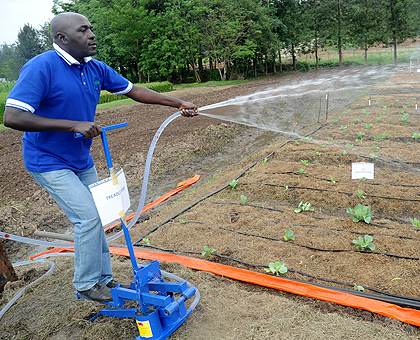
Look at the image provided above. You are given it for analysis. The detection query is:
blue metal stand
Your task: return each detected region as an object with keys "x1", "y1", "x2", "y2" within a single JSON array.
[{"x1": 75, "y1": 123, "x2": 196, "y2": 340}]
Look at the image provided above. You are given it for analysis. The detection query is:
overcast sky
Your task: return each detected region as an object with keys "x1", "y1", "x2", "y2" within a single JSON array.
[{"x1": 0, "y1": 0, "x2": 55, "y2": 45}]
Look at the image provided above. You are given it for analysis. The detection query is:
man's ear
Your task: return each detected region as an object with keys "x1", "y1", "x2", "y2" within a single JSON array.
[{"x1": 56, "y1": 32, "x2": 68, "y2": 45}]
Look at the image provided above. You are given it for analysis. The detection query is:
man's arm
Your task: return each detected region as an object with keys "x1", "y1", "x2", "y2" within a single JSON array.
[
  {"x1": 3, "y1": 107, "x2": 102, "y2": 138},
  {"x1": 125, "y1": 85, "x2": 198, "y2": 116}
]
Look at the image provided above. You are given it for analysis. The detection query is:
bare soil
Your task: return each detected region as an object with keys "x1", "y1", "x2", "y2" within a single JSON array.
[{"x1": 2, "y1": 67, "x2": 420, "y2": 339}]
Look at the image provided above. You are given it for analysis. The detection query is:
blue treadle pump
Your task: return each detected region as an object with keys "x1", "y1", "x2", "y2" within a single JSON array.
[{"x1": 75, "y1": 123, "x2": 197, "y2": 340}]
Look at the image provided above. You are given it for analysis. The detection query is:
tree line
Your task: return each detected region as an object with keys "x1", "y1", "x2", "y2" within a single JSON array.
[{"x1": 1, "y1": 0, "x2": 419, "y2": 83}]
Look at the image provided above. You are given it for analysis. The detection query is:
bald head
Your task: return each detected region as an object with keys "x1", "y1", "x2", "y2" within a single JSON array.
[{"x1": 50, "y1": 12, "x2": 97, "y2": 63}]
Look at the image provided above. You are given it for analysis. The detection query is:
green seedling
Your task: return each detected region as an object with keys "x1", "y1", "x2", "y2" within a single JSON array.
[
  {"x1": 352, "y1": 234, "x2": 375, "y2": 251},
  {"x1": 180, "y1": 220, "x2": 188, "y2": 224},
  {"x1": 361, "y1": 109, "x2": 368, "y2": 115},
  {"x1": 370, "y1": 153, "x2": 377, "y2": 158},
  {"x1": 315, "y1": 151, "x2": 321, "y2": 156},
  {"x1": 339, "y1": 164, "x2": 345, "y2": 168},
  {"x1": 295, "y1": 141, "x2": 302, "y2": 145},
  {"x1": 353, "y1": 118, "x2": 360, "y2": 124},
  {"x1": 294, "y1": 201, "x2": 314, "y2": 213},
  {"x1": 347, "y1": 204, "x2": 372, "y2": 223},
  {"x1": 360, "y1": 177, "x2": 367, "y2": 182},
  {"x1": 320, "y1": 144, "x2": 325, "y2": 148},
  {"x1": 339, "y1": 125, "x2": 347, "y2": 130},
  {"x1": 240, "y1": 195, "x2": 248, "y2": 204},
  {"x1": 357, "y1": 132, "x2": 365, "y2": 137},
  {"x1": 301, "y1": 159, "x2": 309, "y2": 165},
  {"x1": 355, "y1": 138, "x2": 363, "y2": 143},
  {"x1": 357, "y1": 189, "x2": 365, "y2": 201},
  {"x1": 284, "y1": 229, "x2": 295, "y2": 241},
  {"x1": 305, "y1": 136, "x2": 313, "y2": 141},
  {"x1": 330, "y1": 176, "x2": 336, "y2": 184},
  {"x1": 284, "y1": 185, "x2": 289, "y2": 191},
  {"x1": 376, "y1": 115, "x2": 385, "y2": 122},
  {"x1": 343, "y1": 150, "x2": 348, "y2": 155},
  {"x1": 400, "y1": 113, "x2": 409, "y2": 122},
  {"x1": 297, "y1": 168, "x2": 307, "y2": 174},
  {"x1": 412, "y1": 133, "x2": 420, "y2": 141},
  {"x1": 345, "y1": 143, "x2": 354, "y2": 148},
  {"x1": 142, "y1": 238, "x2": 151, "y2": 245},
  {"x1": 266, "y1": 261, "x2": 288, "y2": 276},
  {"x1": 327, "y1": 137, "x2": 334, "y2": 141},
  {"x1": 371, "y1": 145, "x2": 380, "y2": 150},
  {"x1": 353, "y1": 283, "x2": 365, "y2": 291},
  {"x1": 365, "y1": 123, "x2": 372, "y2": 130},
  {"x1": 229, "y1": 179, "x2": 239, "y2": 189},
  {"x1": 262, "y1": 158, "x2": 268, "y2": 164},
  {"x1": 410, "y1": 218, "x2": 420, "y2": 228},
  {"x1": 201, "y1": 245, "x2": 215, "y2": 259},
  {"x1": 373, "y1": 132, "x2": 388, "y2": 141}
]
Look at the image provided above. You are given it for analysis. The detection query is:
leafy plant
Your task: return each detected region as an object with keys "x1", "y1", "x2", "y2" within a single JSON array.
[
  {"x1": 365, "y1": 123, "x2": 372, "y2": 130},
  {"x1": 360, "y1": 177, "x2": 367, "y2": 182},
  {"x1": 229, "y1": 179, "x2": 239, "y2": 189},
  {"x1": 201, "y1": 245, "x2": 215, "y2": 258},
  {"x1": 412, "y1": 133, "x2": 420, "y2": 141},
  {"x1": 305, "y1": 136, "x2": 313, "y2": 141},
  {"x1": 371, "y1": 145, "x2": 380, "y2": 150},
  {"x1": 284, "y1": 229, "x2": 295, "y2": 241},
  {"x1": 373, "y1": 132, "x2": 388, "y2": 141},
  {"x1": 353, "y1": 283, "x2": 365, "y2": 291},
  {"x1": 346, "y1": 204, "x2": 372, "y2": 223},
  {"x1": 343, "y1": 150, "x2": 348, "y2": 155},
  {"x1": 400, "y1": 112, "x2": 409, "y2": 122},
  {"x1": 180, "y1": 220, "x2": 188, "y2": 224},
  {"x1": 357, "y1": 132, "x2": 365, "y2": 137},
  {"x1": 294, "y1": 202, "x2": 314, "y2": 213},
  {"x1": 295, "y1": 141, "x2": 302, "y2": 145},
  {"x1": 356, "y1": 189, "x2": 365, "y2": 201},
  {"x1": 330, "y1": 176, "x2": 336, "y2": 184},
  {"x1": 339, "y1": 125, "x2": 347, "y2": 130},
  {"x1": 301, "y1": 159, "x2": 309, "y2": 165},
  {"x1": 370, "y1": 153, "x2": 377, "y2": 158},
  {"x1": 142, "y1": 238, "x2": 151, "y2": 245},
  {"x1": 345, "y1": 143, "x2": 354, "y2": 148},
  {"x1": 353, "y1": 118, "x2": 360, "y2": 124},
  {"x1": 315, "y1": 151, "x2": 321, "y2": 156},
  {"x1": 240, "y1": 195, "x2": 248, "y2": 204},
  {"x1": 266, "y1": 261, "x2": 288, "y2": 276},
  {"x1": 352, "y1": 234, "x2": 375, "y2": 251},
  {"x1": 297, "y1": 168, "x2": 307, "y2": 174},
  {"x1": 262, "y1": 158, "x2": 268, "y2": 164},
  {"x1": 410, "y1": 218, "x2": 420, "y2": 228},
  {"x1": 327, "y1": 137, "x2": 334, "y2": 141}
]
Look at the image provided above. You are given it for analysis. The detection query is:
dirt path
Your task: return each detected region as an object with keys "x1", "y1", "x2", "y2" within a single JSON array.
[{"x1": 1, "y1": 68, "x2": 420, "y2": 339}]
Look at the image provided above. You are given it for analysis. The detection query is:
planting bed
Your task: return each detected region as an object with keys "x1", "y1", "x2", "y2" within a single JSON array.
[{"x1": 2, "y1": 67, "x2": 420, "y2": 339}]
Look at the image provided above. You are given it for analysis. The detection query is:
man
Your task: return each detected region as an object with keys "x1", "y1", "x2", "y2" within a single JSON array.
[{"x1": 3, "y1": 12, "x2": 197, "y2": 302}]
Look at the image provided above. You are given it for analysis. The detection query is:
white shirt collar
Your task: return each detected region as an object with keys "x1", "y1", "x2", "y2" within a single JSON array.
[{"x1": 53, "y1": 42, "x2": 92, "y2": 65}]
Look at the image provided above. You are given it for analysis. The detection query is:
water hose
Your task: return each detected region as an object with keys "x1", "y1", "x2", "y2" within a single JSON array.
[{"x1": 0, "y1": 259, "x2": 55, "y2": 320}]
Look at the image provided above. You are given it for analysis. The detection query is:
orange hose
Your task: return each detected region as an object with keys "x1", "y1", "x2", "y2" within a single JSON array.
[{"x1": 31, "y1": 246, "x2": 420, "y2": 327}]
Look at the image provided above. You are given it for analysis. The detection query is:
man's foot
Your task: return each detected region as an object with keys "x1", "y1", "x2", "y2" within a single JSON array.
[
  {"x1": 106, "y1": 279, "x2": 131, "y2": 289},
  {"x1": 78, "y1": 282, "x2": 112, "y2": 302}
]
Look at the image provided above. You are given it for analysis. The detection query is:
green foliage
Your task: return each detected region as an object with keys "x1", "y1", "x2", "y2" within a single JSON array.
[
  {"x1": 300, "y1": 159, "x2": 309, "y2": 165},
  {"x1": 353, "y1": 283, "x2": 365, "y2": 291},
  {"x1": 240, "y1": 195, "x2": 248, "y2": 204},
  {"x1": 201, "y1": 245, "x2": 215, "y2": 258},
  {"x1": 410, "y1": 218, "x2": 420, "y2": 228},
  {"x1": 294, "y1": 202, "x2": 314, "y2": 213},
  {"x1": 266, "y1": 261, "x2": 288, "y2": 276},
  {"x1": 229, "y1": 179, "x2": 239, "y2": 189},
  {"x1": 373, "y1": 132, "x2": 388, "y2": 141},
  {"x1": 297, "y1": 168, "x2": 307, "y2": 174},
  {"x1": 357, "y1": 189, "x2": 365, "y2": 201},
  {"x1": 346, "y1": 204, "x2": 372, "y2": 223},
  {"x1": 283, "y1": 229, "x2": 295, "y2": 241},
  {"x1": 352, "y1": 235, "x2": 375, "y2": 251},
  {"x1": 412, "y1": 133, "x2": 420, "y2": 141}
]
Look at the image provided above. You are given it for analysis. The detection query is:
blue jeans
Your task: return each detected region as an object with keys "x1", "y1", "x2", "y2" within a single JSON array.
[{"x1": 29, "y1": 166, "x2": 113, "y2": 291}]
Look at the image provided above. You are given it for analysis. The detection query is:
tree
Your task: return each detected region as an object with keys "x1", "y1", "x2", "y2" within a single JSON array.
[
  {"x1": 16, "y1": 24, "x2": 43, "y2": 65},
  {"x1": 0, "y1": 43, "x2": 20, "y2": 80}
]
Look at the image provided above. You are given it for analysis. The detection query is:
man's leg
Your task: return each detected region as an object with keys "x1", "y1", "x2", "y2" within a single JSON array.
[{"x1": 29, "y1": 167, "x2": 113, "y2": 291}]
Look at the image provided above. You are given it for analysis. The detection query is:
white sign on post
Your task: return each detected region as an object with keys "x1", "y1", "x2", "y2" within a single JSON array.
[
  {"x1": 352, "y1": 162, "x2": 374, "y2": 180},
  {"x1": 89, "y1": 169, "x2": 131, "y2": 226}
]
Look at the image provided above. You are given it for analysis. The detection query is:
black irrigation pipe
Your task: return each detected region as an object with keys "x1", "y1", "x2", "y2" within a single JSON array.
[
  {"x1": 133, "y1": 122, "x2": 330, "y2": 246},
  {"x1": 137, "y1": 243, "x2": 420, "y2": 309},
  {"x1": 242, "y1": 182, "x2": 420, "y2": 202},
  {"x1": 264, "y1": 171, "x2": 420, "y2": 188},
  {"x1": 168, "y1": 219, "x2": 420, "y2": 261}
]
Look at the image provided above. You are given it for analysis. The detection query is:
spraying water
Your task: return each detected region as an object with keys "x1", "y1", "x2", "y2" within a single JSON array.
[{"x1": 198, "y1": 65, "x2": 400, "y2": 138}]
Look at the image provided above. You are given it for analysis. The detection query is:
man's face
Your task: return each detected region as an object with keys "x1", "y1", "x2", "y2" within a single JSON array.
[{"x1": 59, "y1": 15, "x2": 96, "y2": 62}]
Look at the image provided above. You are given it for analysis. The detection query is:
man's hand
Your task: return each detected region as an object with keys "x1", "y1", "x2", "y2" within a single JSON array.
[
  {"x1": 179, "y1": 101, "x2": 198, "y2": 117},
  {"x1": 72, "y1": 121, "x2": 102, "y2": 138}
]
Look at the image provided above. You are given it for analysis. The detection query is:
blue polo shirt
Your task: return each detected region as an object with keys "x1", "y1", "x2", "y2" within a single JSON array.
[{"x1": 6, "y1": 43, "x2": 133, "y2": 172}]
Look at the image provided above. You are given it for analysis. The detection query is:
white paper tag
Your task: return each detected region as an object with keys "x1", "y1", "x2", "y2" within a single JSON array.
[
  {"x1": 352, "y1": 162, "x2": 374, "y2": 179},
  {"x1": 89, "y1": 169, "x2": 131, "y2": 226}
]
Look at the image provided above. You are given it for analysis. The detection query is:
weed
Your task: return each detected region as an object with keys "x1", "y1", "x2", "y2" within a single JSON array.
[{"x1": 353, "y1": 234, "x2": 375, "y2": 251}]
